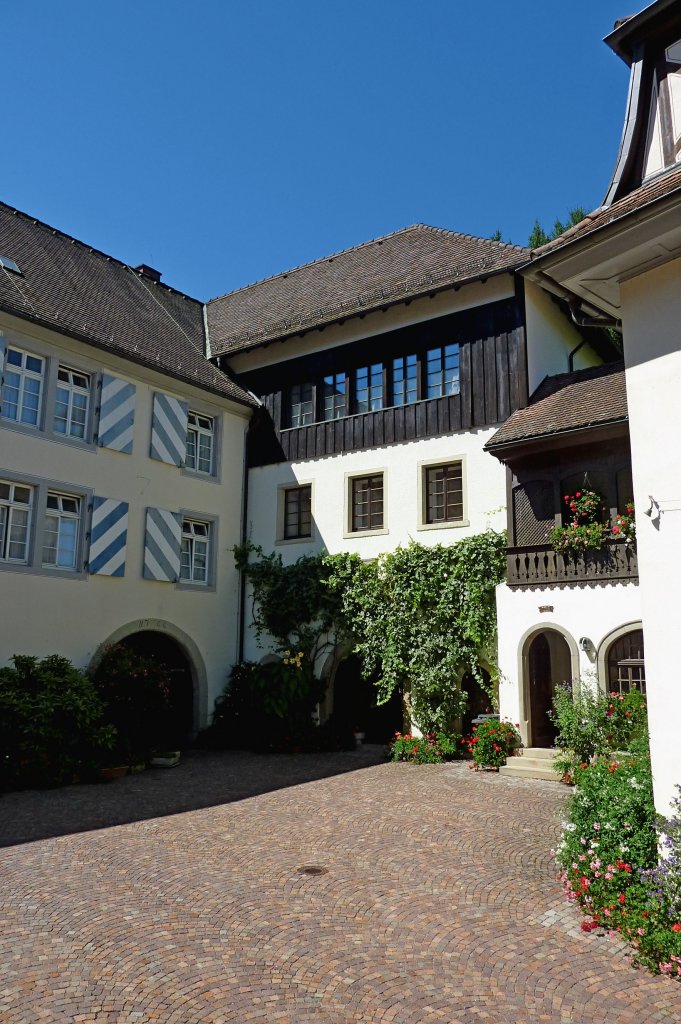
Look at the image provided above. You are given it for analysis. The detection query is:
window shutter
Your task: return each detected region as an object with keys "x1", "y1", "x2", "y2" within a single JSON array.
[
  {"x1": 97, "y1": 375, "x2": 136, "y2": 453},
  {"x1": 150, "y1": 392, "x2": 189, "y2": 467},
  {"x1": 88, "y1": 497, "x2": 129, "y2": 577},
  {"x1": 143, "y1": 507, "x2": 182, "y2": 582}
]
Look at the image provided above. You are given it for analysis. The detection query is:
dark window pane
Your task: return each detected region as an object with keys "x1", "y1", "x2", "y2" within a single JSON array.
[
  {"x1": 425, "y1": 463, "x2": 463, "y2": 524},
  {"x1": 284, "y1": 485, "x2": 312, "y2": 539}
]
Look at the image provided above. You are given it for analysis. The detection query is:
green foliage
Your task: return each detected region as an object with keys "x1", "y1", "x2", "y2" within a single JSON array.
[
  {"x1": 90, "y1": 644, "x2": 173, "y2": 764},
  {"x1": 206, "y1": 660, "x2": 349, "y2": 753},
  {"x1": 324, "y1": 532, "x2": 506, "y2": 733},
  {"x1": 550, "y1": 488, "x2": 608, "y2": 555},
  {"x1": 390, "y1": 731, "x2": 462, "y2": 764},
  {"x1": 550, "y1": 685, "x2": 648, "y2": 780},
  {"x1": 552, "y1": 746, "x2": 681, "y2": 974},
  {"x1": 234, "y1": 543, "x2": 348, "y2": 663},
  {"x1": 528, "y1": 206, "x2": 588, "y2": 249},
  {"x1": 0, "y1": 655, "x2": 115, "y2": 790},
  {"x1": 463, "y1": 718, "x2": 520, "y2": 769}
]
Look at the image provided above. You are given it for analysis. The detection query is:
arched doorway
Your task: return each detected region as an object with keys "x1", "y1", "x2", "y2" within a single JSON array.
[
  {"x1": 606, "y1": 629, "x2": 646, "y2": 695},
  {"x1": 116, "y1": 631, "x2": 195, "y2": 747},
  {"x1": 523, "y1": 629, "x2": 573, "y2": 747},
  {"x1": 330, "y1": 654, "x2": 403, "y2": 743}
]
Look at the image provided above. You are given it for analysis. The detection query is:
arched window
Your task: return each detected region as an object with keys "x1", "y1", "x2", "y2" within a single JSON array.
[{"x1": 607, "y1": 629, "x2": 646, "y2": 696}]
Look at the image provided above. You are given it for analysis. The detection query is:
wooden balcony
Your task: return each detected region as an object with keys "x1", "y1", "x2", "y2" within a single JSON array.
[{"x1": 506, "y1": 540, "x2": 638, "y2": 589}]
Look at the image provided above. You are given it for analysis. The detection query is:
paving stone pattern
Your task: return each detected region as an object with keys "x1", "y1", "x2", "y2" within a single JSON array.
[{"x1": 2, "y1": 755, "x2": 680, "y2": 1023}]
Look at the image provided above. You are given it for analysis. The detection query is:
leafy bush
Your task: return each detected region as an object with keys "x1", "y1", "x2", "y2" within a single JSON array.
[
  {"x1": 554, "y1": 743, "x2": 681, "y2": 976},
  {"x1": 205, "y1": 658, "x2": 335, "y2": 753},
  {"x1": 463, "y1": 719, "x2": 520, "y2": 769},
  {"x1": 0, "y1": 655, "x2": 115, "y2": 790},
  {"x1": 90, "y1": 644, "x2": 173, "y2": 764},
  {"x1": 390, "y1": 731, "x2": 462, "y2": 764},
  {"x1": 550, "y1": 489, "x2": 608, "y2": 554},
  {"x1": 550, "y1": 685, "x2": 647, "y2": 780}
]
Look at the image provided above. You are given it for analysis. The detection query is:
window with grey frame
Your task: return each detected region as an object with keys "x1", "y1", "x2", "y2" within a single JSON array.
[
  {"x1": 425, "y1": 462, "x2": 463, "y2": 524},
  {"x1": 54, "y1": 366, "x2": 90, "y2": 440},
  {"x1": 391, "y1": 353, "x2": 418, "y2": 405},
  {"x1": 1, "y1": 347, "x2": 44, "y2": 427},
  {"x1": 323, "y1": 373, "x2": 346, "y2": 420},
  {"x1": 186, "y1": 411, "x2": 214, "y2": 474},
  {"x1": 351, "y1": 474, "x2": 384, "y2": 532},
  {"x1": 290, "y1": 383, "x2": 314, "y2": 427},
  {"x1": 0, "y1": 481, "x2": 33, "y2": 563},
  {"x1": 42, "y1": 491, "x2": 81, "y2": 569},
  {"x1": 180, "y1": 518, "x2": 210, "y2": 584},
  {"x1": 355, "y1": 364, "x2": 383, "y2": 412},
  {"x1": 283, "y1": 485, "x2": 312, "y2": 539},
  {"x1": 607, "y1": 631, "x2": 646, "y2": 696}
]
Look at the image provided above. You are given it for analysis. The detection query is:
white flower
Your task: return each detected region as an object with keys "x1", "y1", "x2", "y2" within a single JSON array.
[{"x1": 565, "y1": 823, "x2": 577, "y2": 833}]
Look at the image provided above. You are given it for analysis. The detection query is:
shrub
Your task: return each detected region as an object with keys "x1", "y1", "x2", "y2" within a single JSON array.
[
  {"x1": 463, "y1": 719, "x2": 520, "y2": 769},
  {"x1": 390, "y1": 731, "x2": 462, "y2": 764},
  {"x1": 550, "y1": 489, "x2": 607, "y2": 554},
  {"x1": 553, "y1": 742, "x2": 681, "y2": 976},
  {"x1": 550, "y1": 685, "x2": 647, "y2": 780},
  {"x1": 205, "y1": 658, "x2": 332, "y2": 753},
  {"x1": 90, "y1": 644, "x2": 173, "y2": 764},
  {"x1": 0, "y1": 654, "x2": 115, "y2": 790}
]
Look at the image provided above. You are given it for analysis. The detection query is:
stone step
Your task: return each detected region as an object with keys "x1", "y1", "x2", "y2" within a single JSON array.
[
  {"x1": 519, "y1": 747, "x2": 559, "y2": 761},
  {"x1": 507, "y1": 756, "x2": 559, "y2": 772},
  {"x1": 499, "y1": 761, "x2": 560, "y2": 783}
]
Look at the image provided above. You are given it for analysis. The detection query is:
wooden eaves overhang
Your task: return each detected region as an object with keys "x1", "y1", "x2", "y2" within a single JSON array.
[{"x1": 484, "y1": 417, "x2": 630, "y2": 464}]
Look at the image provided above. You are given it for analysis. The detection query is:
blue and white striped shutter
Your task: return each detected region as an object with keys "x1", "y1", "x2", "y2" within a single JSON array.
[
  {"x1": 143, "y1": 507, "x2": 182, "y2": 582},
  {"x1": 98, "y1": 375, "x2": 136, "y2": 453},
  {"x1": 150, "y1": 392, "x2": 189, "y2": 467},
  {"x1": 88, "y1": 497, "x2": 129, "y2": 577}
]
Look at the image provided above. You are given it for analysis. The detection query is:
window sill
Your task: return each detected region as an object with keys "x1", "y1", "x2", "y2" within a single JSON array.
[
  {"x1": 276, "y1": 534, "x2": 316, "y2": 546},
  {"x1": 417, "y1": 519, "x2": 470, "y2": 532},
  {"x1": 176, "y1": 580, "x2": 216, "y2": 594},
  {"x1": 343, "y1": 527, "x2": 389, "y2": 539},
  {"x1": 181, "y1": 466, "x2": 220, "y2": 485},
  {"x1": 1, "y1": 417, "x2": 97, "y2": 452}
]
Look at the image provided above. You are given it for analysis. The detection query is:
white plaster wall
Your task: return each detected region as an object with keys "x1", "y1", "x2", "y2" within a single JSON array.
[
  {"x1": 228, "y1": 276, "x2": 516, "y2": 372},
  {"x1": 524, "y1": 279, "x2": 601, "y2": 394},
  {"x1": 496, "y1": 580, "x2": 642, "y2": 747},
  {"x1": 0, "y1": 315, "x2": 250, "y2": 726},
  {"x1": 243, "y1": 428, "x2": 507, "y2": 662},
  {"x1": 620, "y1": 256, "x2": 681, "y2": 813}
]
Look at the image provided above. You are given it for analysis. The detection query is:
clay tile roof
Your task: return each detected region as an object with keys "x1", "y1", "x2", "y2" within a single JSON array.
[
  {"x1": 531, "y1": 164, "x2": 681, "y2": 258},
  {"x1": 206, "y1": 224, "x2": 529, "y2": 356},
  {"x1": 0, "y1": 202, "x2": 255, "y2": 407},
  {"x1": 485, "y1": 362, "x2": 627, "y2": 451}
]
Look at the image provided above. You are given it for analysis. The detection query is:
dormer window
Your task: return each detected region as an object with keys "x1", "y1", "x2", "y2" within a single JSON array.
[{"x1": 643, "y1": 40, "x2": 681, "y2": 180}]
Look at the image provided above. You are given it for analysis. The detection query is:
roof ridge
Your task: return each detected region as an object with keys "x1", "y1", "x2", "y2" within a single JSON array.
[
  {"x1": 0, "y1": 198, "x2": 203, "y2": 306},
  {"x1": 207, "y1": 223, "x2": 529, "y2": 304}
]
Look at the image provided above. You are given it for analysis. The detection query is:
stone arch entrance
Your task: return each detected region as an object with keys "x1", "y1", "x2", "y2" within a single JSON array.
[
  {"x1": 92, "y1": 620, "x2": 207, "y2": 740},
  {"x1": 327, "y1": 654, "x2": 403, "y2": 743},
  {"x1": 521, "y1": 628, "x2": 576, "y2": 747}
]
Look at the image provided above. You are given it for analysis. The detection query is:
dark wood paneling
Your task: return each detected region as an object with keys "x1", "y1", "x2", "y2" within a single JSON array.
[{"x1": 243, "y1": 294, "x2": 529, "y2": 466}]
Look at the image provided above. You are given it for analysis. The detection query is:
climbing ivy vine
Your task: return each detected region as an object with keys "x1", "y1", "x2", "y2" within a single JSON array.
[{"x1": 235, "y1": 530, "x2": 506, "y2": 734}]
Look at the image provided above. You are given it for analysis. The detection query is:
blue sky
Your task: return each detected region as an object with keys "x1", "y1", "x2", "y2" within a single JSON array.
[{"x1": 5, "y1": 1, "x2": 630, "y2": 300}]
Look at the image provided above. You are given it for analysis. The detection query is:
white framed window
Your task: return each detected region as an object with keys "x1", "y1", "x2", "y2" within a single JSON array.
[
  {"x1": 1, "y1": 347, "x2": 44, "y2": 426},
  {"x1": 180, "y1": 519, "x2": 210, "y2": 584},
  {"x1": 0, "y1": 481, "x2": 33, "y2": 563},
  {"x1": 284, "y1": 485, "x2": 312, "y2": 540},
  {"x1": 54, "y1": 366, "x2": 90, "y2": 439},
  {"x1": 42, "y1": 492, "x2": 81, "y2": 569},
  {"x1": 186, "y1": 412, "x2": 214, "y2": 474},
  {"x1": 290, "y1": 384, "x2": 314, "y2": 427},
  {"x1": 426, "y1": 343, "x2": 460, "y2": 399}
]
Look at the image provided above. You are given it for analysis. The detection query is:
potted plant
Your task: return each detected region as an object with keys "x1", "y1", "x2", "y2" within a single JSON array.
[{"x1": 464, "y1": 719, "x2": 521, "y2": 771}]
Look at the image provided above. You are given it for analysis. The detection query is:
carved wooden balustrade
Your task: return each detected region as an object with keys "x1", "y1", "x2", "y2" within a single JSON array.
[{"x1": 506, "y1": 540, "x2": 638, "y2": 588}]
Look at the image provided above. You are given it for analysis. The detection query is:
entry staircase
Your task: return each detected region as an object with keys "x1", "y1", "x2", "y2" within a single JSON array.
[{"x1": 499, "y1": 747, "x2": 560, "y2": 782}]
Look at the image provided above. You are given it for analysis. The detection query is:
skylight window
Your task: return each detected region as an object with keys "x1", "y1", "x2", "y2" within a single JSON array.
[{"x1": 0, "y1": 256, "x2": 21, "y2": 274}]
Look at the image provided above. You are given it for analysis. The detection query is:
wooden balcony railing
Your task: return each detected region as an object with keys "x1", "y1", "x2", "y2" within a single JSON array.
[{"x1": 506, "y1": 541, "x2": 638, "y2": 588}]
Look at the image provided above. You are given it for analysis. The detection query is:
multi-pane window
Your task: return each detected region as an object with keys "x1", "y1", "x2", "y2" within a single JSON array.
[
  {"x1": 425, "y1": 462, "x2": 464, "y2": 524},
  {"x1": 42, "y1": 492, "x2": 81, "y2": 569},
  {"x1": 607, "y1": 631, "x2": 646, "y2": 696},
  {"x1": 54, "y1": 366, "x2": 90, "y2": 439},
  {"x1": 355, "y1": 364, "x2": 383, "y2": 413},
  {"x1": 392, "y1": 354, "x2": 418, "y2": 406},
  {"x1": 426, "y1": 343, "x2": 460, "y2": 399},
  {"x1": 180, "y1": 519, "x2": 210, "y2": 584},
  {"x1": 1, "y1": 347, "x2": 44, "y2": 426},
  {"x1": 0, "y1": 481, "x2": 33, "y2": 563},
  {"x1": 323, "y1": 373, "x2": 346, "y2": 420},
  {"x1": 283, "y1": 485, "x2": 312, "y2": 540},
  {"x1": 351, "y1": 474, "x2": 384, "y2": 532},
  {"x1": 290, "y1": 384, "x2": 314, "y2": 427},
  {"x1": 186, "y1": 412, "x2": 214, "y2": 474}
]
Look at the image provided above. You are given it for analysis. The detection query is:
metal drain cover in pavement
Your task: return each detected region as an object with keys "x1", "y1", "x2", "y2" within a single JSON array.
[{"x1": 297, "y1": 865, "x2": 328, "y2": 875}]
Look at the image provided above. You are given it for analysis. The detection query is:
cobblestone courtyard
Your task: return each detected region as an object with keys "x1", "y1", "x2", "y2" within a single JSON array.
[{"x1": 2, "y1": 751, "x2": 680, "y2": 1023}]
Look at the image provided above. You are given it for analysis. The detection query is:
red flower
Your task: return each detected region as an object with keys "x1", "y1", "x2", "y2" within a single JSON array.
[
  {"x1": 576, "y1": 492, "x2": 581, "y2": 498},
  {"x1": 619, "y1": 893, "x2": 626, "y2": 905},
  {"x1": 672, "y1": 924, "x2": 681, "y2": 932},
  {"x1": 580, "y1": 920, "x2": 598, "y2": 932},
  {"x1": 612, "y1": 526, "x2": 620, "y2": 535}
]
